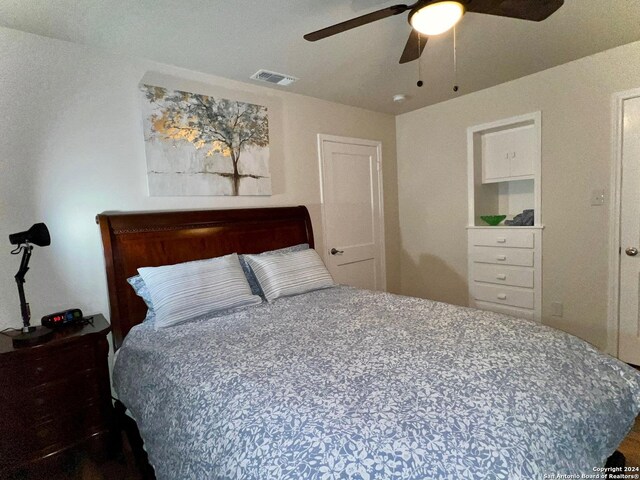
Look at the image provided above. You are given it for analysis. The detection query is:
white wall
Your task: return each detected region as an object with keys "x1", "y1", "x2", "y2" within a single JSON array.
[
  {"x1": 396, "y1": 40, "x2": 640, "y2": 351},
  {"x1": 0, "y1": 27, "x2": 400, "y2": 332}
]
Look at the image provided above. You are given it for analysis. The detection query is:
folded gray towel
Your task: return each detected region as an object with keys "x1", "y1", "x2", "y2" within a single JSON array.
[{"x1": 505, "y1": 209, "x2": 534, "y2": 226}]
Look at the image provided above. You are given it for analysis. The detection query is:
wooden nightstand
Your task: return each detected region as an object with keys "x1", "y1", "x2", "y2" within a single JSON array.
[{"x1": 0, "y1": 314, "x2": 115, "y2": 478}]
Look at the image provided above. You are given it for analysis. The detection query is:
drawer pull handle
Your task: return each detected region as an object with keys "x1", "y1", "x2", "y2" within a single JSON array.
[
  {"x1": 496, "y1": 238, "x2": 506, "y2": 243},
  {"x1": 496, "y1": 274, "x2": 507, "y2": 280},
  {"x1": 496, "y1": 255, "x2": 507, "y2": 261},
  {"x1": 497, "y1": 294, "x2": 507, "y2": 300}
]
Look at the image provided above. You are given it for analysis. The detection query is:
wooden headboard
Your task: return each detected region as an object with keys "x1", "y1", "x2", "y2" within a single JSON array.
[{"x1": 96, "y1": 206, "x2": 314, "y2": 350}]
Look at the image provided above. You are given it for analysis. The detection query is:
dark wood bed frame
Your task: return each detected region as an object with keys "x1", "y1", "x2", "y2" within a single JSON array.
[
  {"x1": 96, "y1": 206, "x2": 314, "y2": 479},
  {"x1": 96, "y1": 205, "x2": 625, "y2": 478},
  {"x1": 97, "y1": 206, "x2": 314, "y2": 350}
]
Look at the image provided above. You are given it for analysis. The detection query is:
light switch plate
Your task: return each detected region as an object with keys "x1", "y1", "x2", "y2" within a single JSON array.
[{"x1": 591, "y1": 189, "x2": 605, "y2": 206}]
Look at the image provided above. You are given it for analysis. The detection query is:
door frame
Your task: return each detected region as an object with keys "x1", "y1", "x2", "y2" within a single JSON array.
[
  {"x1": 607, "y1": 88, "x2": 640, "y2": 357},
  {"x1": 317, "y1": 134, "x2": 387, "y2": 291}
]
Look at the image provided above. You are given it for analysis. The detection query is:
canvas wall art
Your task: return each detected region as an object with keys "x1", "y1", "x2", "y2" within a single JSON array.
[{"x1": 140, "y1": 84, "x2": 271, "y2": 196}]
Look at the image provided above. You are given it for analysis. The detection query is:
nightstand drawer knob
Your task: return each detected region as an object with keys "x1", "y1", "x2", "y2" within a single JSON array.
[
  {"x1": 497, "y1": 293, "x2": 507, "y2": 300},
  {"x1": 496, "y1": 255, "x2": 507, "y2": 261},
  {"x1": 496, "y1": 274, "x2": 507, "y2": 280},
  {"x1": 496, "y1": 238, "x2": 506, "y2": 243}
]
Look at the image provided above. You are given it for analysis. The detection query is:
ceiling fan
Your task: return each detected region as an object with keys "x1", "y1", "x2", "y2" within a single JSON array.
[{"x1": 304, "y1": 0, "x2": 564, "y2": 64}]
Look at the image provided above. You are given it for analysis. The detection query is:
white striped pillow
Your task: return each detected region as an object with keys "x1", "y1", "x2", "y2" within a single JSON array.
[
  {"x1": 137, "y1": 253, "x2": 261, "y2": 329},
  {"x1": 245, "y1": 249, "x2": 335, "y2": 302}
]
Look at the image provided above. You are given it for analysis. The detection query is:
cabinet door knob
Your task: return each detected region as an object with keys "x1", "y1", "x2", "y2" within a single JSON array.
[
  {"x1": 626, "y1": 247, "x2": 638, "y2": 257},
  {"x1": 497, "y1": 255, "x2": 507, "y2": 261},
  {"x1": 496, "y1": 274, "x2": 507, "y2": 280},
  {"x1": 496, "y1": 237, "x2": 506, "y2": 243},
  {"x1": 497, "y1": 294, "x2": 507, "y2": 300}
]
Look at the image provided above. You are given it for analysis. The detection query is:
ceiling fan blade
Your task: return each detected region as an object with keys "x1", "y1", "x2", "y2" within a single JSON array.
[
  {"x1": 465, "y1": 0, "x2": 564, "y2": 21},
  {"x1": 399, "y1": 29, "x2": 428, "y2": 64},
  {"x1": 304, "y1": 4, "x2": 411, "y2": 42}
]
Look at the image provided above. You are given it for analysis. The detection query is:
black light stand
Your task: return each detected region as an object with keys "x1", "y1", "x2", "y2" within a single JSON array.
[
  {"x1": 15, "y1": 243, "x2": 35, "y2": 333},
  {"x1": 9, "y1": 223, "x2": 54, "y2": 348}
]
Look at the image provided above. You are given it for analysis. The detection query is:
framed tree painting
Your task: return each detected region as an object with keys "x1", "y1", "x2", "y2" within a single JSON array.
[{"x1": 140, "y1": 84, "x2": 271, "y2": 196}]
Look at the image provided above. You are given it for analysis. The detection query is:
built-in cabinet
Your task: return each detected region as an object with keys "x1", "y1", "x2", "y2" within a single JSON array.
[
  {"x1": 482, "y1": 124, "x2": 536, "y2": 183},
  {"x1": 467, "y1": 112, "x2": 543, "y2": 321}
]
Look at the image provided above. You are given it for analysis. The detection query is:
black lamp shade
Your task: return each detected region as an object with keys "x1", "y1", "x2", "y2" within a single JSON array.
[{"x1": 9, "y1": 223, "x2": 50, "y2": 247}]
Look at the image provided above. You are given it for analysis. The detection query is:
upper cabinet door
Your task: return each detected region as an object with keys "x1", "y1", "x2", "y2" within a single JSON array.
[
  {"x1": 482, "y1": 131, "x2": 510, "y2": 181},
  {"x1": 508, "y1": 125, "x2": 536, "y2": 178},
  {"x1": 482, "y1": 125, "x2": 535, "y2": 183}
]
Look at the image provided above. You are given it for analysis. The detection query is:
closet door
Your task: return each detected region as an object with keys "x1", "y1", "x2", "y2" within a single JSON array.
[
  {"x1": 318, "y1": 135, "x2": 386, "y2": 291},
  {"x1": 619, "y1": 94, "x2": 640, "y2": 365}
]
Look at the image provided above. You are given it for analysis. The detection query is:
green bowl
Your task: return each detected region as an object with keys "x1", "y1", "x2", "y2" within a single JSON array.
[{"x1": 480, "y1": 215, "x2": 507, "y2": 226}]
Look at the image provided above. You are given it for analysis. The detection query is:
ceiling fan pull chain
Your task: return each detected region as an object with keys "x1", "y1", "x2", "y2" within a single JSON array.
[
  {"x1": 453, "y1": 25, "x2": 459, "y2": 93},
  {"x1": 417, "y1": 33, "x2": 423, "y2": 87}
]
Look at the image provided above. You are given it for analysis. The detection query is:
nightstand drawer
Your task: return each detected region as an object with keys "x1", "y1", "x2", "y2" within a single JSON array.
[
  {"x1": 471, "y1": 228, "x2": 534, "y2": 249},
  {"x1": 0, "y1": 343, "x2": 95, "y2": 390},
  {"x1": 471, "y1": 246, "x2": 534, "y2": 267},
  {"x1": 472, "y1": 264, "x2": 534, "y2": 288},
  {"x1": 30, "y1": 403, "x2": 106, "y2": 454},
  {"x1": 6, "y1": 369, "x2": 102, "y2": 422},
  {"x1": 473, "y1": 283, "x2": 534, "y2": 309}
]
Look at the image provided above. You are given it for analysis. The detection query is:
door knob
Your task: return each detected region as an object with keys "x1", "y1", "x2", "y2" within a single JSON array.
[
  {"x1": 626, "y1": 247, "x2": 639, "y2": 257},
  {"x1": 330, "y1": 248, "x2": 344, "y2": 255}
]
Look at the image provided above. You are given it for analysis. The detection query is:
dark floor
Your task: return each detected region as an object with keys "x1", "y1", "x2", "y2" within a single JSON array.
[{"x1": 14, "y1": 430, "x2": 145, "y2": 480}]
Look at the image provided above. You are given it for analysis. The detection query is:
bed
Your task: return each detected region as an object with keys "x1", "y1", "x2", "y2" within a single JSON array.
[{"x1": 97, "y1": 206, "x2": 640, "y2": 479}]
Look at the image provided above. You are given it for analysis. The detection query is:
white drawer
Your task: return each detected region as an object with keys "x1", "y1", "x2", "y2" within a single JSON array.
[
  {"x1": 472, "y1": 283, "x2": 534, "y2": 309},
  {"x1": 472, "y1": 264, "x2": 534, "y2": 288},
  {"x1": 470, "y1": 229, "x2": 534, "y2": 249},
  {"x1": 471, "y1": 247, "x2": 534, "y2": 267},
  {"x1": 473, "y1": 301, "x2": 534, "y2": 321}
]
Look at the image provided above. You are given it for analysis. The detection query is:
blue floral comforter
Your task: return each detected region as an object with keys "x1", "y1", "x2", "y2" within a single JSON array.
[{"x1": 113, "y1": 286, "x2": 640, "y2": 479}]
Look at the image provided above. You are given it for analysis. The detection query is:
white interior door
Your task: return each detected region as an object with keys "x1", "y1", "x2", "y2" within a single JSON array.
[
  {"x1": 319, "y1": 135, "x2": 386, "y2": 291},
  {"x1": 619, "y1": 94, "x2": 640, "y2": 365}
]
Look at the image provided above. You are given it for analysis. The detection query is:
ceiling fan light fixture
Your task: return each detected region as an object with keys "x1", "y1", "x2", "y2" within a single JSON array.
[{"x1": 410, "y1": 1, "x2": 464, "y2": 36}]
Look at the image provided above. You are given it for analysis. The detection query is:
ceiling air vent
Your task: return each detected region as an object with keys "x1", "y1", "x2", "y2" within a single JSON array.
[{"x1": 250, "y1": 69, "x2": 298, "y2": 86}]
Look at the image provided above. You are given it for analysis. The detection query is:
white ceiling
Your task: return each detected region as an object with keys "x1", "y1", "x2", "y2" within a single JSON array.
[{"x1": 1, "y1": 0, "x2": 639, "y2": 114}]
